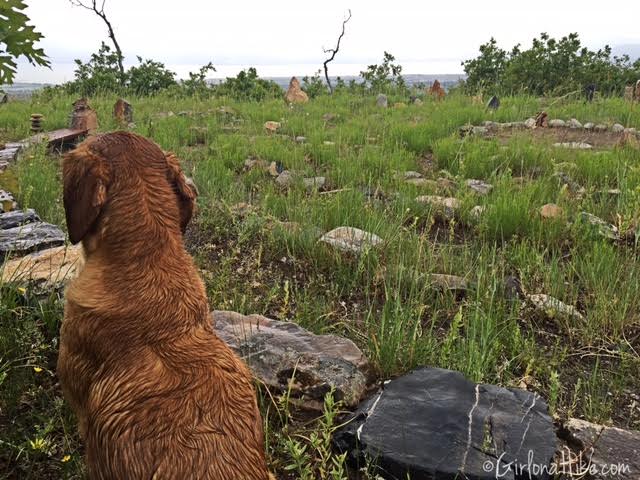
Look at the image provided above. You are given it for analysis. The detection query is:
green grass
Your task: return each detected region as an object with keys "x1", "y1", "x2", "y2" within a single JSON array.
[{"x1": 1, "y1": 91, "x2": 639, "y2": 478}]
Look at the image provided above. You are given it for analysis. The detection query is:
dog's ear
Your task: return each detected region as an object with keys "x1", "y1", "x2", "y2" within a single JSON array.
[
  {"x1": 165, "y1": 152, "x2": 197, "y2": 233},
  {"x1": 63, "y1": 145, "x2": 110, "y2": 244}
]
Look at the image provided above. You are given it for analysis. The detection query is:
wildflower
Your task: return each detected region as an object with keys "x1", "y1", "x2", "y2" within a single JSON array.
[
  {"x1": 17, "y1": 287, "x2": 26, "y2": 294},
  {"x1": 33, "y1": 367, "x2": 43, "y2": 373},
  {"x1": 62, "y1": 455, "x2": 71, "y2": 463},
  {"x1": 29, "y1": 438, "x2": 47, "y2": 451}
]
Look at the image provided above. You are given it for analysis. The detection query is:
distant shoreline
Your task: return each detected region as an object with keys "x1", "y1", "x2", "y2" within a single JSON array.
[{"x1": 3, "y1": 73, "x2": 465, "y2": 97}]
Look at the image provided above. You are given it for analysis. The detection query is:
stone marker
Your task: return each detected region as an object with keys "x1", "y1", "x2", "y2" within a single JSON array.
[
  {"x1": 70, "y1": 98, "x2": 98, "y2": 133},
  {"x1": 334, "y1": 367, "x2": 556, "y2": 480},
  {"x1": 113, "y1": 98, "x2": 133, "y2": 124},
  {"x1": 376, "y1": 94, "x2": 388, "y2": 108},
  {"x1": 284, "y1": 77, "x2": 309, "y2": 104},
  {"x1": 428, "y1": 80, "x2": 446, "y2": 99},
  {"x1": 213, "y1": 310, "x2": 371, "y2": 408},
  {"x1": 486, "y1": 95, "x2": 500, "y2": 110}
]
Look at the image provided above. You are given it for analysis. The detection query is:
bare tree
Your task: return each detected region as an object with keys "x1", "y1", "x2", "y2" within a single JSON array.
[
  {"x1": 69, "y1": 0, "x2": 125, "y2": 84},
  {"x1": 322, "y1": 9, "x2": 352, "y2": 94}
]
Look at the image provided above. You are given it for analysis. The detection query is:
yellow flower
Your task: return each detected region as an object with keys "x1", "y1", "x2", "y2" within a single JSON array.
[
  {"x1": 62, "y1": 455, "x2": 71, "y2": 463},
  {"x1": 29, "y1": 438, "x2": 47, "y2": 451},
  {"x1": 33, "y1": 367, "x2": 43, "y2": 373},
  {"x1": 17, "y1": 287, "x2": 26, "y2": 294}
]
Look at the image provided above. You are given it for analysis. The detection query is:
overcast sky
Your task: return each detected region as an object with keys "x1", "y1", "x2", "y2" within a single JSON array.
[{"x1": 14, "y1": 0, "x2": 640, "y2": 83}]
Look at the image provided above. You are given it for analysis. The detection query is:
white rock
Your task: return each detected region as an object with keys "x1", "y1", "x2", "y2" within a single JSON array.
[
  {"x1": 548, "y1": 119, "x2": 566, "y2": 128},
  {"x1": 567, "y1": 118, "x2": 583, "y2": 129},
  {"x1": 526, "y1": 293, "x2": 584, "y2": 322},
  {"x1": 320, "y1": 227, "x2": 382, "y2": 254},
  {"x1": 611, "y1": 123, "x2": 625, "y2": 133},
  {"x1": 553, "y1": 142, "x2": 593, "y2": 149}
]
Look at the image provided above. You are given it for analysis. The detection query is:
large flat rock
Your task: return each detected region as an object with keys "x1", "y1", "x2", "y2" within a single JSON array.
[
  {"x1": 212, "y1": 310, "x2": 371, "y2": 408},
  {"x1": 0, "y1": 209, "x2": 40, "y2": 230},
  {"x1": 562, "y1": 418, "x2": 639, "y2": 479},
  {"x1": 334, "y1": 367, "x2": 556, "y2": 480},
  {"x1": 1, "y1": 245, "x2": 82, "y2": 289},
  {"x1": 0, "y1": 222, "x2": 65, "y2": 258}
]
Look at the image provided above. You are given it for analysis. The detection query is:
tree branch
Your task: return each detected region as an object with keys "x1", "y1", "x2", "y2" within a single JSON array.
[
  {"x1": 69, "y1": 0, "x2": 125, "y2": 84},
  {"x1": 323, "y1": 9, "x2": 352, "y2": 94}
]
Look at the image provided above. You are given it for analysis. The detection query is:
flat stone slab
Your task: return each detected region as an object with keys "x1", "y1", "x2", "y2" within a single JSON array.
[
  {"x1": 335, "y1": 367, "x2": 556, "y2": 480},
  {"x1": 213, "y1": 310, "x2": 371, "y2": 408},
  {"x1": 319, "y1": 227, "x2": 382, "y2": 254},
  {"x1": 562, "y1": 418, "x2": 639, "y2": 479},
  {"x1": 1, "y1": 245, "x2": 81, "y2": 289},
  {"x1": 0, "y1": 222, "x2": 65, "y2": 258},
  {"x1": 0, "y1": 209, "x2": 40, "y2": 230}
]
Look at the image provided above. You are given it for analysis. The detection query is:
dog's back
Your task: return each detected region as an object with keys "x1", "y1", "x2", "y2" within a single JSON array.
[{"x1": 58, "y1": 132, "x2": 271, "y2": 479}]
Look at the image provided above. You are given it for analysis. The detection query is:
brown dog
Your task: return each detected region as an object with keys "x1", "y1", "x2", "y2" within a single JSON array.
[{"x1": 58, "y1": 132, "x2": 271, "y2": 479}]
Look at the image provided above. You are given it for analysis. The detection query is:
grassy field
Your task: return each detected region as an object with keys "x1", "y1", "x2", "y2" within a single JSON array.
[{"x1": 1, "y1": 91, "x2": 639, "y2": 478}]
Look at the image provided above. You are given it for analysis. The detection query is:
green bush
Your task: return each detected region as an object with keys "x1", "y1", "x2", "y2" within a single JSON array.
[
  {"x1": 463, "y1": 33, "x2": 640, "y2": 96},
  {"x1": 215, "y1": 67, "x2": 282, "y2": 101}
]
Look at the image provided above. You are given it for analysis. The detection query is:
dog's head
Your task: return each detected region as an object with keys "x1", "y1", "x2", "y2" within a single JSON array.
[{"x1": 63, "y1": 132, "x2": 197, "y2": 245}]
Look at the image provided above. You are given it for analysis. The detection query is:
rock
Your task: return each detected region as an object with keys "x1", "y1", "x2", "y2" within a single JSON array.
[
  {"x1": 334, "y1": 367, "x2": 556, "y2": 480},
  {"x1": 562, "y1": 418, "x2": 640, "y2": 479},
  {"x1": 113, "y1": 98, "x2": 133, "y2": 124},
  {"x1": 553, "y1": 142, "x2": 593, "y2": 149},
  {"x1": 470, "y1": 205, "x2": 485, "y2": 219},
  {"x1": 0, "y1": 143, "x2": 24, "y2": 166},
  {"x1": 264, "y1": 121, "x2": 281, "y2": 133},
  {"x1": 612, "y1": 123, "x2": 625, "y2": 133},
  {"x1": 213, "y1": 310, "x2": 371, "y2": 408},
  {"x1": 0, "y1": 190, "x2": 17, "y2": 213},
  {"x1": 295, "y1": 136, "x2": 306, "y2": 144},
  {"x1": 284, "y1": 77, "x2": 309, "y2": 104},
  {"x1": 393, "y1": 102, "x2": 407, "y2": 109},
  {"x1": 275, "y1": 170, "x2": 295, "y2": 188},
  {"x1": 1, "y1": 245, "x2": 82, "y2": 290},
  {"x1": 303, "y1": 177, "x2": 325, "y2": 191},
  {"x1": 0, "y1": 222, "x2": 65, "y2": 258},
  {"x1": 624, "y1": 127, "x2": 637, "y2": 135},
  {"x1": 0, "y1": 209, "x2": 40, "y2": 229},
  {"x1": 567, "y1": 118, "x2": 583, "y2": 129},
  {"x1": 243, "y1": 157, "x2": 268, "y2": 171},
  {"x1": 504, "y1": 275, "x2": 524, "y2": 301},
  {"x1": 539, "y1": 203, "x2": 563, "y2": 219},
  {"x1": 548, "y1": 119, "x2": 566, "y2": 128},
  {"x1": 535, "y1": 111, "x2": 548, "y2": 127},
  {"x1": 268, "y1": 161, "x2": 284, "y2": 177},
  {"x1": 526, "y1": 293, "x2": 584, "y2": 322},
  {"x1": 428, "y1": 274, "x2": 468, "y2": 292},
  {"x1": 322, "y1": 113, "x2": 338, "y2": 122},
  {"x1": 471, "y1": 126, "x2": 489, "y2": 137},
  {"x1": 636, "y1": 79, "x2": 640, "y2": 101},
  {"x1": 594, "y1": 124, "x2": 608, "y2": 132},
  {"x1": 70, "y1": 98, "x2": 98, "y2": 133},
  {"x1": 412, "y1": 98, "x2": 423, "y2": 106},
  {"x1": 466, "y1": 179, "x2": 493, "y2": 195},
  {"x1": 229, "y1": 202, "x2": 254, "y2": 217},
  {"x1": 188, "y1": 126, "x2": 208, "y2": 145},
  {"x1": 402, "y1": 171, "x2": 423, "y2": 180},
  {"x1": 437, "y1": 177, "x2": 457, "y2": 192},
  {"x1": 376, "y1": 94, "x2": 388, "y2": 108},
  {"x1": 510, "y1": 121, "x2": 525, "y2": 129},
  {"x1": 320, "y1": 227, "x2": 382, "y2": 254},
  {"x1": 579, "y1": 212, "x2": 620, "y2": 240},
  {"x1": 415, "y1": 195, "x2": 460, "y2": 219},
  {"x1": 428, "y1": 80, "x2": 446, "y2": 99},
  {"x1": 486, "y1": 95, "x2": 500, "y2": 110},
  {"x1": 322, "y1": 140, "x2": 335, "y2": 146}
]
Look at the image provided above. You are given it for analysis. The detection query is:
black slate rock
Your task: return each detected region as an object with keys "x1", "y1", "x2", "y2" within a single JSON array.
[
  {"x1": 0, "y1": 222, "x2": 65, "y2": 258},
  {"x1": 0, "y1": 209, "x2": 40, "y2": 230},
  {"x1": 334, "y1": 367, "x2": 556, "y2": 480}
]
